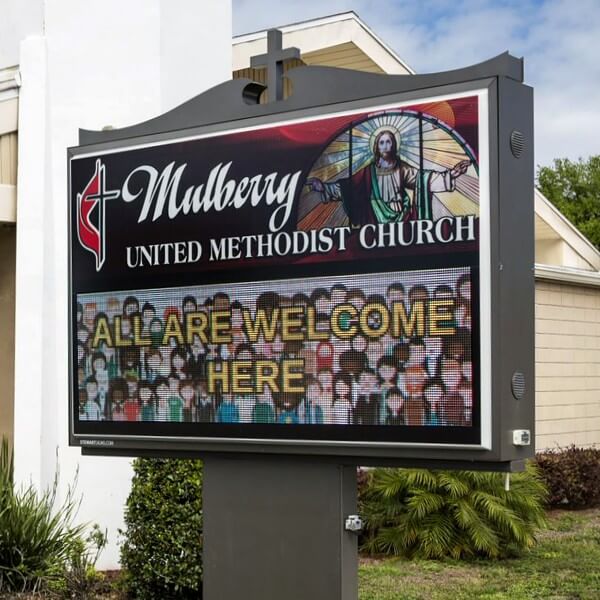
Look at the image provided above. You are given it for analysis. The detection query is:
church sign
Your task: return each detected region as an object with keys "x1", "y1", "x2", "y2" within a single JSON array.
[{"x1": 69, "y1": 54, "x2": 533, "y2": 468}]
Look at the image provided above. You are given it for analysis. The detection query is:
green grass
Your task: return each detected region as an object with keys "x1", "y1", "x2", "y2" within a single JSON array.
[
  {"x1": 3, "y1": 508, "x2": 598, "y2": 599},
  {"x1": 359, "y1": 508, "x2": 600, "y2": 600}
]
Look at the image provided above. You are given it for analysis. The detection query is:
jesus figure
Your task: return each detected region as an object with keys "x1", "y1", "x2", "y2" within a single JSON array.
[{"x1": 309, "y1": 129, "x2": 471, "y2": 226}]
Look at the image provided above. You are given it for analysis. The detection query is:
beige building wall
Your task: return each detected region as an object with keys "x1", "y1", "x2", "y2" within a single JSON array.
[
  {"x1": 535, "y1": 279, "x2": 600, "y2": 449},
  {"x1": 0, "y1": 226, "x2": 15, "y2": 442},
  {"x1": 0, "y1": 119, "x2": 17, "y2": 443},
  {"x1": 0, "y1": 131, "x2": 18, "y2": 222},
  {"x1": 233, "y1": 57, "x2": 303, "y2": 103},
  {"x1": 302, "y1": 41, "x2": 385, "y2": 73},
  {"x1": 0, "y1": 132, "x2": 18, "y2": 184}
]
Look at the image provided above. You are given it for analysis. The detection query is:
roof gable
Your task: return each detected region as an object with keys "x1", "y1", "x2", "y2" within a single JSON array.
[
  {"x1": 233, "y1": 12, "x2": 413, "y2": 75},
  {"x1": 535, "y1": 189, "x2": 600, "y2": 271}
]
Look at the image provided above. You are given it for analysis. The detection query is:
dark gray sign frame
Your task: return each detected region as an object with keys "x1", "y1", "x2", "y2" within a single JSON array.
[{"x1": 69, "y1": 52, "x2": 534, "y2": 471}]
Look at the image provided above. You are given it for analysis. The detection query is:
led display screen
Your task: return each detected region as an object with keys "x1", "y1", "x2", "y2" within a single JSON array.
[{"x1": 70, "y1": 90, "x2": 489, "y2": 449}]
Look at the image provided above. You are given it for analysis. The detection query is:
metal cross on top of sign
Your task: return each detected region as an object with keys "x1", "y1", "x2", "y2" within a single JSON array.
[{"x1": 250, "y1": 29, "x2": 301, "y2": 102}]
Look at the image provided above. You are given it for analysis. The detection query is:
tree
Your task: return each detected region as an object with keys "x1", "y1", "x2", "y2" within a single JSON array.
[{"x1": 537, "y1": 156, "x2": 600, "y2": 250}]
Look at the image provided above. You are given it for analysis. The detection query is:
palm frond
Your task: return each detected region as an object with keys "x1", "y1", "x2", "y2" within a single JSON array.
[{"x1": 359, "y1": 465, "x2": 548, "y2": 560}]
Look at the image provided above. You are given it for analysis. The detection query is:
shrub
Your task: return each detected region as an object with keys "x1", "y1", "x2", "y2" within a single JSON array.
[
  {"x1": 535, "y1": 445, "x2": 600, "y2": 508},
  {"x1": 0, "y1": 437, "x2": 104, "y2": 596},
  {"x1": 360, "y1": 464, "x2": 547, "y2": 560},
  {"x1": 120, "y1": 458, "x2": 203, "y2": 599},
  {"x1": 57, "y1": 524, "x2": 108, "y2": 599}
]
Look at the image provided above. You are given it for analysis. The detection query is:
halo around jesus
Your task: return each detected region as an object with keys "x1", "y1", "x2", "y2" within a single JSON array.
[{"x1": 368, "y1": 123, "x2": 402, "y2": 157}]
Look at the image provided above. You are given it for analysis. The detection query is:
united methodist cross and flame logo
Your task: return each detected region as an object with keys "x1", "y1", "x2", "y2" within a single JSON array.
[{"x1": 76, "y1": 159, "x2": 119, "y2": 271}]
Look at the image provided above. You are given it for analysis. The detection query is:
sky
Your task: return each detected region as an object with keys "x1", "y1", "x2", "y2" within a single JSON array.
[{"x1": 233, "y1": 0, "x2": 600, "y2": 169}]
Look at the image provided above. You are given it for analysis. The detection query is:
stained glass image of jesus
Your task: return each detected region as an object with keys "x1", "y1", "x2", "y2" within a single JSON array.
[
  {"x1": 308, "y1": 128, "x2": 470, "y2": 226},
  {"x1": 297, "y1": 104, "x2": 480, "y2": 231}
]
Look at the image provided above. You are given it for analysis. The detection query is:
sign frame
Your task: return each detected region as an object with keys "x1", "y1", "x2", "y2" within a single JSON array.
[{"x1": 68, "y1": 54, "x2": 534, "y2": 470}]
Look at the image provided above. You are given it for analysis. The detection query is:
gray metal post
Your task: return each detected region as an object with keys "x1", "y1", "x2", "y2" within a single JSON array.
[{"x1": 203, "y1": 456, "x2": 358, "y2": 600}]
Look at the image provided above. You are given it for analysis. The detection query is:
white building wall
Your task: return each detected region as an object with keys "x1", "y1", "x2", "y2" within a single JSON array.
[{"x1": 11, "y1": 0, "x2": 231, "y2": 569}]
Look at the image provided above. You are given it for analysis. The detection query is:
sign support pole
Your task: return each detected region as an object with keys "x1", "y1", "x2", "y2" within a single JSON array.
[{"x1": 203, "y1": 455, "x2": 358, "y2": 600}]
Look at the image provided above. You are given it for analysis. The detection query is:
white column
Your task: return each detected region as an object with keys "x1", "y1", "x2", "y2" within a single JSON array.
[
  {"x1": 13, "y1": 35, "x2": 48, "y2": 490},
  {"x1": 12, "y1": 0, "x2": 232, "y2": 569}
]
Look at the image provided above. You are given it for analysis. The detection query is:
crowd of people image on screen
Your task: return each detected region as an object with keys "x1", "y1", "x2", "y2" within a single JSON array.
[{"x1": 77, "y1": 275, "x2": 473, "y2": 427}]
